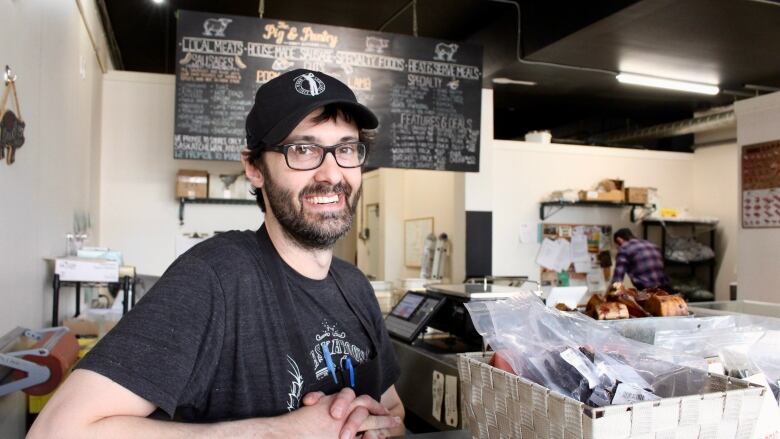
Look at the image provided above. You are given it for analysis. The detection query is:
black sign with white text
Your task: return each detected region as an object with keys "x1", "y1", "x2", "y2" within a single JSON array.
[{"x1": 174, "y1": 10, "x2": 482, "y2": 171}]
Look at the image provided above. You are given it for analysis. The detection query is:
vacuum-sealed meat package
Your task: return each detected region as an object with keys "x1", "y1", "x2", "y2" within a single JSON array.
[{"x1": 466, "y1": 293, "x2": 708, "y2": 407}]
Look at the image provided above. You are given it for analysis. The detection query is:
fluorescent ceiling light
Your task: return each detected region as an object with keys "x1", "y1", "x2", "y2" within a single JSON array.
[
  {"x1": 492, "y1": 77, "x2": 537, "y2": 86},
  {"x1": 152, "y1": 0, "x2": 165, "y2": 4},
  {"x1": 616, "y1": 73, "x2": 719, "y2": 95}
]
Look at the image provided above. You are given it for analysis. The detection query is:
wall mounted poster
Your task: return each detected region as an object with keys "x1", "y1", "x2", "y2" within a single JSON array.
[
  {"x1": 405, "y1": 217, "x2": 434, "y2": 268},
  {"x1": 174, "y1": 10, "x2": 482, "y2": 171},
  {"x1": 742, "y1": 140, "x2": 780, "y2": 228}
]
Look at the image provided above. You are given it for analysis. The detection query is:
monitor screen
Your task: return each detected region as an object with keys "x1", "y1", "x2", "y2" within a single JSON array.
[
  {"x1": 391, "y1": 293, "x2": 425, "y2": 319},
  {"x1": 408, "y1": 297, "x2": 441, "y2": 324}
]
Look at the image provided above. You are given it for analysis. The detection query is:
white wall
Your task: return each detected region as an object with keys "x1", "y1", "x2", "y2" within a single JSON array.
[
  {"x1": 467, "y1": 91, "x2": 697, "y2": 281},
  {"x1": 489, "y1": 141, "x2": 695, "y2": 280},
  {"x1": 0, "y1": 0, "x2": 107, "y2": 436},
  {"x1": 99, "y1": 72, "x2": 263, "y2": 276},
  {"x1": 692, "y1": 140, "x2": 739, "y2": 300},
  {"x1": 357, "y1": 168, "x2": 466, "y2": 287},
  {"x1": 736, "y1": 92, "x2": 780, "y2": 303}
]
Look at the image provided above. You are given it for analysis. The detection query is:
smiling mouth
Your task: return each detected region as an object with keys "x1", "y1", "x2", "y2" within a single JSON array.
[{"x1": 306, "y1": 194, "x2": 340, "y2": 205}]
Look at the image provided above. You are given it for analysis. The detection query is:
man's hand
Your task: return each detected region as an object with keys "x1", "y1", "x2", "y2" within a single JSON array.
[{"x1": 302, "y1": 388, "x2": 401, "y2": 439}]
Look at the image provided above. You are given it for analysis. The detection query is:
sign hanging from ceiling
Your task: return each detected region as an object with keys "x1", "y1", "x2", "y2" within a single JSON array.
[{"x1": 174, "y1": 10, "x2": 483, "y2": 172}]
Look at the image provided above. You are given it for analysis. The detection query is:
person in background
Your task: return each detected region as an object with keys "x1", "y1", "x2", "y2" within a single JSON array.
[
  {"x1": 611, "y1": 228, "x2": 670, "y2": 291},
  {"x1": 29, "y1": 69, "x2": 404, "y2": 439}
]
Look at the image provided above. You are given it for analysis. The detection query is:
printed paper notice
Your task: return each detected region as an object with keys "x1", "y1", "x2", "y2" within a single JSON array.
[
  {"x1": 536, "y1": 238, "x2": 572, "y2": 272},
  {"x1": 536, "y1": 238, "x2": 559, "y2": 271},
  {"x1": 570, "y1": 234, "x2": 589, "y2": 262},
  {"x1": 519, "y1": 223, "x2": 537, "y2": 244},
  {"x1": 574, "y1": 261, "x2": 592, "y2": 273},
  {"x1": 432, "y1": 371, "x2": 444, "y2": 421},
  {"x1": 444, "y1": 374, "x2": 458, "y2": 427}
]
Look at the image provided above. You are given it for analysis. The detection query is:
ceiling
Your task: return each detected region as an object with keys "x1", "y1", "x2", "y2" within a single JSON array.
[{"x1": 100, "y1": 0, "x2": 780, "y2": 151}]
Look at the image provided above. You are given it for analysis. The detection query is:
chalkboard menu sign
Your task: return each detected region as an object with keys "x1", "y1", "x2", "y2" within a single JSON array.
[{"x1": 174, "y1": 10, "x2": 482, "y2": 171}]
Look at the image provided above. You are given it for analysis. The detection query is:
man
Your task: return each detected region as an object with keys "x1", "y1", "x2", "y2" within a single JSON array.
[
  {"x1": 611, "y1": 228, "x2": 669, "y2": 290},
  {"x1": 30, "y1": 69, "x2": 404, "y2": 439}
]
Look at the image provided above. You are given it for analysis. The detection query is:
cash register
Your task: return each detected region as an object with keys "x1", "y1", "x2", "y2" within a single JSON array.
[{"x1": 387, "y1": 283, "x2": 526, "y2": 432}]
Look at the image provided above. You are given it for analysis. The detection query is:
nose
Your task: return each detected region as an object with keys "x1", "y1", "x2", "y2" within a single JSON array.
[{"x1": 313, "y1": 151, "x2": 343, "y2": 185}]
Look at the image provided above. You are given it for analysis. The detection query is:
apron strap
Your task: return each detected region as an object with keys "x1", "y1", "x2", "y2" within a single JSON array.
[
  {"x1": 328, "y1": 269, "x2": 381, "y2": 353},
  {"x1": 0, "y1": 83, "x2": 10, "y2": 116},
  {"x1": 253, "y1": 225, "x2": 309, "y2": 362},
  {"x1": 11, "y1": 82, "x2": 21, "y2": 120}
]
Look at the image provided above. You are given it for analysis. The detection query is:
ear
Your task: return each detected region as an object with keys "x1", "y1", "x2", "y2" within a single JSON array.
[{"x1": 241, "y1": 149, "x2": 265, "y2": 189}]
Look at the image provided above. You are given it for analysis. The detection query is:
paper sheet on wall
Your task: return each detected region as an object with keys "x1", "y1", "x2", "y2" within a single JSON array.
[
  {"x1": 570, "y1": 234, "x2": 590, "y2": 262},
  {"x1": 536, "y1": 238, "x2": 572, "y2": 272},
  {"x1": 587, "y1": 269, "x2": 607, "y2": 293},
  {"x1": 536, "y1": 238, "x2": 559, "y2": 271},
  {"x1": 519, "y1": 223, "x2": 537, "y2": 244},
  {"x1": 574, "y1": 261, "x2": 592, "y2": 273},
  {"x1": 555, "y1": 239, "x2": 572, "y2": 272}
]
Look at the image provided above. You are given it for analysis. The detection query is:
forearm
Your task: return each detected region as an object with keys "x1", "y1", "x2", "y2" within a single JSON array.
[
  {"x1": 612, "y1": 259, "x2": 627, "y2": 283},
  {"x1": 386, "y1": 402, "x2": 405, "y2": 437},
  {"x1": 94, "y1": 415, "x2": 285, "y2": 439},
  {"x1": 30, "y1": 411, "x2": 291, "y2": 439}
]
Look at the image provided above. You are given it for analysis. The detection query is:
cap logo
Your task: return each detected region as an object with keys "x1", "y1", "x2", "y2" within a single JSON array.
[{"x1": 294, "y1": 73, "x2": 326, "y2": 97}]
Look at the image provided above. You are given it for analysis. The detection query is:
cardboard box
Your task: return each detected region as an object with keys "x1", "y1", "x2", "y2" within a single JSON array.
[
  {"x1": 625, "y1": 187, "x2": 649, "y2": 204},
  {"x1": 579, "y1": 189, "x2": 625, "y2": 202},
  {"x1": 176, "y1": 170, "x2": 208, "y2": 199},
  {"x1": 458, "y1": 352, "x2": 766, "y2": 439},
  {"x1": 597, "y1": 178, "x2": 624, "y2": 191}
]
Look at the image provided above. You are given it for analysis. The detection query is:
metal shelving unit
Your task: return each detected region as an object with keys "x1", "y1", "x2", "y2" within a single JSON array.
[{"x1": 643, "y1": 219, "x2": 717, "y2": 296}]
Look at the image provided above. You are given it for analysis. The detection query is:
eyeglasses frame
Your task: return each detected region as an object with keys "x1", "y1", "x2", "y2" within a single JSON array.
[{"x1": 262, "y1": 141, "x2": 368, "y2": 170}]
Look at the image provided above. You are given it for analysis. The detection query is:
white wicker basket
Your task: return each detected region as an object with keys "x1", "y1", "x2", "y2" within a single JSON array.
[{"x1": 458, "y1": 353, "x2": 766, "y2": 439}]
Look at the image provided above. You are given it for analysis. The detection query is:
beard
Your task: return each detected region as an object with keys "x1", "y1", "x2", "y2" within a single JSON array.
[{"x1": 263, "y1": 174, "x2": 361, "y2": 250}]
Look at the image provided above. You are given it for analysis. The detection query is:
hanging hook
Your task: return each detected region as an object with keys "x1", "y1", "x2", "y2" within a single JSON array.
[{"x1": 4, "y1": 65, "x2": 17, "y2": 86}]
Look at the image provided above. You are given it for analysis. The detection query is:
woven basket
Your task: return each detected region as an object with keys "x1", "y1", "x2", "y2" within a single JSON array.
[{"x1": 458, "y1": 353, "x2": 765, "y2": 439}]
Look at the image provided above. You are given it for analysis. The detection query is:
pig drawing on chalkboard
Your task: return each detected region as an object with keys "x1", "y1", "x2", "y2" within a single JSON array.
[
  {"x1": 202, "y1": 18, "x2": 232, "y2": 37},
  {"x1": 365, "y1": 36, "x2": 389, "y2": 54},
  {"x1": 272, "y1": 58, "x2": 294, "y2": 71},
  {"x1": 433, "y1": 42, "x2": 458, "y2": 62}
]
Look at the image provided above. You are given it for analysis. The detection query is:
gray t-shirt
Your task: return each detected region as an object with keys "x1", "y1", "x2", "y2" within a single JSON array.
[
  {"x1": 281, "y1": 260, "x2": 373, "y2": 386},
  {"x1": 77, "y1": 229, "x2": 400, "y2": 421}
]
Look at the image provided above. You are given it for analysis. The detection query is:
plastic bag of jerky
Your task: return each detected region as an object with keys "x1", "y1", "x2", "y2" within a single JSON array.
[{"x1": 466, "y1": 293, "x2": 708, "y2": 407}]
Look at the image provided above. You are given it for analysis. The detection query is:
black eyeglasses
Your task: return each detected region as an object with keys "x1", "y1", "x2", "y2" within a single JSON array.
[{"x1": 265, "y1": 142, "x2": 367, "y2": 171}]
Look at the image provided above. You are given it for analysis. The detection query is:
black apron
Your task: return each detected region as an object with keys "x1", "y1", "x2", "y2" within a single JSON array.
[{"x1": 254, "y1": 225, "x2": 385, "y2": 408}]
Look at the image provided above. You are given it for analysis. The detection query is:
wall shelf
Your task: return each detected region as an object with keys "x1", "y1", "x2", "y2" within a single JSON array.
[
  {"x1": 178, "y1": 198, "x2": 256, "y2": 225},
  {"x1": 539, "y1": 201, "x2": 655, "y2": 222}
]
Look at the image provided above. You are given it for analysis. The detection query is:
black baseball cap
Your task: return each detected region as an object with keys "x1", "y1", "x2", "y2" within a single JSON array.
[{"x1": 245, "y1": 69, "x2": 378, "y2": 149}]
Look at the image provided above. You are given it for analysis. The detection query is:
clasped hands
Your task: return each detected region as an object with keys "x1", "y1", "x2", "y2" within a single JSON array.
[{"x1": 285, "y1": 387, "x2": 401, "y2": 439}]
